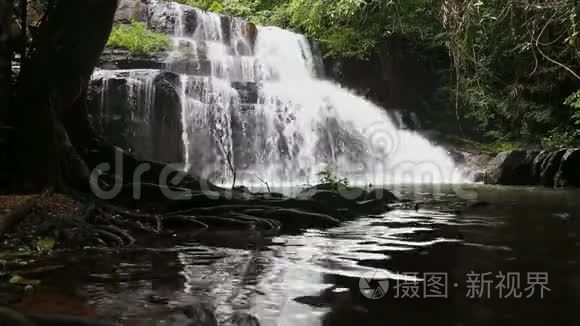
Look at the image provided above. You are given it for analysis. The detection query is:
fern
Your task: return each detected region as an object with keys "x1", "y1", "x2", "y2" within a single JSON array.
[{"x1": 107, "y1": 20, "x2": 170, "y2": 55}]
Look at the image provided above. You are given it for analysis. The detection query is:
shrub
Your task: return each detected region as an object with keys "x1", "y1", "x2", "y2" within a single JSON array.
[
  {"x1": 317, "y1": 169, "x2": 350, "y2": 191},
  {"x1": 541, "y1": 129, "x2": 578, "y2": 150},
  {"x1": 107, "y1": 20, "x2": 170, "y2": 55},
  {"x1": 564, "y1": 90, "x2": 580, "y2": 126}
]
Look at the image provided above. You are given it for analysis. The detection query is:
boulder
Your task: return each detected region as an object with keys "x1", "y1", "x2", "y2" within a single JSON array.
[
  {"x1": 147, "y1": 0, "x2": 179, "y2": 34},
  {"x1": 555, "y1": 148, "x2": 580, "y2": 188},
  {"x1": 296, "y1": 189, "x2": 351, "y2": 207},
  {"x1": 539, "y1": 149, "x2": 566, "y2": 187},
  {"x1": 146, "y1": 1, "x2": 203, "y2": 36},
  {"x1": 230, "y1": 312, "x2": 261, "y2": 326},
  {"x1": 473, "y1": 171, "x2": 485, "y2": 183},
  {"x1": 151, "y1": 72, "x2": 185, "y2": 162},
  {"x1": 0, "y1": 308, "x2": 34, "y2": 326},
  {"x1": 88, "y1": 70, "x2": 184, "y2": 163},
  {"x1": 178, "y1": 302, "x2": 218, "y2": 326},
  {"x1": 338, "y1": 187, "x2": 368, "y2": 201},
  {"x1": 355, "y1": 199, "x2": 387, "y2": 213},
  {"x1": 364, "y1": 188, "x2": 398, "y2": 203},
  {"x1": 296, "y1": 186, "x2": 367, "y2": 207},
  {"x1": 483, "y1": 148, "x2": 580, "y2": 188},
  {"x1": 114, "y1": 0, "x2": 149, "y2": 24},
  {"x1": 530, "y1": 150, "x2": 551, "y2": 184},
  {"x1": 484, "y1": 150, "x2": 539, "y2": 185}
]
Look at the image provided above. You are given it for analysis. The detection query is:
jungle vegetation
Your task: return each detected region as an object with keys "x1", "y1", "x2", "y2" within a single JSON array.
[{"x1": 173, "y1": 0, "x2": 580, "y2": 149}]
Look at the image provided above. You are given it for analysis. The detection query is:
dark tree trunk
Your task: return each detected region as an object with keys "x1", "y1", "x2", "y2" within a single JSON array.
[
  {"x1": 0, "y1": 0, "x2": 14, "y2": 120},
  {"x1": 10, "y1": 0, "x2": 118, "y2": 191}
]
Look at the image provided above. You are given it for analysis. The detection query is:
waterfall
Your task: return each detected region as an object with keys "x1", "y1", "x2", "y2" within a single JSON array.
[{"x1": 92, "y1": 1, "x2": 467, "y2": 186}]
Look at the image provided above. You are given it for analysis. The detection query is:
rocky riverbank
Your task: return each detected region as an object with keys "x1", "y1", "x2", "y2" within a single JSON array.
[{"x1": 484, "y1": 149, "x2": 580, "y2": 188}]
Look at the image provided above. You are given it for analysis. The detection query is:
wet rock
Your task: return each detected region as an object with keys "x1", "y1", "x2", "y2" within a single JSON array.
[
  {"x1": 469, "y1": 201, "x2": 492, "y2": 209},
  {"x1": 147, "y1": 0, "x2": 179, "y2": 34},
  {"x1": 364, "y1": 188, "x2": 398, "y2": 203},
  {"x1": 253, "y1": 192, "x2": 284, "y2": 199},
  {"x1": 98, "y1": 49, "x2": 167, "y2": 70},
  {"x1": 297, "y1": 184, "x2": 367, "y2": 202},
  {"x1": 231, "y1": 82, "x2": 259, "y2": 104},
  {"x1": 88, "y1": 70, "x2": 184, "y2": 163},
  {"x1": 147, "y1": 294, "x2": 169, "y2": 304},
  {"x1": 232, "y1": 185, "x2": 253, "y2": 194},
  {"x1": 447, "y1": 148, "x2": 466, "y2": 164},
  {"x1": 0, "y1": 308, "x2": 34, "y2": 326},
  {"x1": 295, "y1": 189, "x2": 354, "y2": 209},
  {"x1": 114, "y1": 0, "x2": 149, "y2": 24},
  {"x1": 355, "y1": 199, "x2": 387, "y2": 213},
  {"x1": 473, "y1": 171, "x2": 485, "y2": 183},
  {"x1": 555, "y1": 148, "x2": 580, "y2": 188},
  {"x1": 230, "y1": 312, "x2": 260, "y2": 326},
  {"x1": 323, "y1": 37, "x2": 444, "y2": 131},
  {"x1": 178, "y1": 302, "x2": 218, "y2": 326},
  {"x1": 28, "y1": 314, "x2": 114, "y2": 326},
  {"x1": 530, "y1": 150, "x2": 551, "y2": 184},
  {"x1": 539, "y1": 149, "x2": 566, "y2": 187},
  {"x1": 220, "y1": 15, "x2": 258, "y2": 52},
  {"x1": 483, "y1": 148, "x2": 580, "y2": 188},
  {"x1": 306, "y1": 183, "x2": 336, "y2": 191},
  {"x1": 338, "y1": 187, "x2": 368, "y2": 201},
  {"x1": 484, "y1": 150, "x2": 539, "y2": 185},
  {"x1": 166, "y1": 57, "x2": 213, "y2": 76},
  {"x1": 152, "y1": 72, "x2": 185, "y2": 163}
]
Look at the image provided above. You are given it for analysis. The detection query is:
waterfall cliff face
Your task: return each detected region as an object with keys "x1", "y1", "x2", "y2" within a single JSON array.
[{"x1": 90, "y1": 0, "x2": 466, "y2": 186}]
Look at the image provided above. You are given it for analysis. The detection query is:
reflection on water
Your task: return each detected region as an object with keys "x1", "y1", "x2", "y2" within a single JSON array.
[{"x1": 10, "y1": 185, "x2": 580, "y2": 326}]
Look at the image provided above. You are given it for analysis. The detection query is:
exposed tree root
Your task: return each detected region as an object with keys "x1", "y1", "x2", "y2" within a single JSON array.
[
  {"x1": 98, "y1": 225, "x2": 136, "y2": 246},
  {"x1": 161, "y1": 215, "x2": 209, "y2": 234},
  {"x1": 226, "y1": 213, "x2": 281, "y2": 235}
]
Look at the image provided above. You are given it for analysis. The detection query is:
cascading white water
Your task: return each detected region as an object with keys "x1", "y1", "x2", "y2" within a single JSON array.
[
  {"x1": 91, "y1": 1, "x2": 466, "y2": 185},
  {"x1": 164, "y1": 3, "x2": 466, "y2": 186}
]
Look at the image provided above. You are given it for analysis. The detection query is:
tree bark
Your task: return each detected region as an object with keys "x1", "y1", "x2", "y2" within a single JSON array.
[
  {"x1": 0, "y1": 0, "x2": 14, "y2": 121},
  {"x1": 10, "y1": 0, "x2": 118, "y2": 191}
]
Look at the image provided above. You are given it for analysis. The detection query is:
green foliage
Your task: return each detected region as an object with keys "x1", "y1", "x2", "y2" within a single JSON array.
[
  {"x1": 172, "y1": 0, "x2": 212, "y2": 10},
  {"x1": 170, "y1": 0, "x2": 440, "y2": 59},
  {"x1": 9, "y1": 275, "x2": 41, "y2": 286},
  {"x1": 485, "y1": 141, "x2": 525, "y2": 154},
  {"x1": 444, "y1": 0, "x2": 580, "y2": 142},
  {"x1": 541, "y1": 129, "x2": 578, "y2": 150},
  {"x1": 171, "y1": 0, "x2": 278, "y2": 23},
  {"x1": 444, "y1": 135, "x2": 529, "y2": 155},
  {"x1": 281, "y1": 0, "x2": 440, "y2": 59},
  {"x1": 565, "y1": 90, "x2": 580, "y2": 125},
  {"x1": 168, "y1": 0, "x2": 580, "y2": 145},
  {"x1": 36, "y1": 236, "x2": 56, "y2": 253},
  {"x1": 317, "y1": 168, "x2": 350, "y2": 191},
  {"x1": 107, "y1": 20, "x2": 170, "y2": 55}
]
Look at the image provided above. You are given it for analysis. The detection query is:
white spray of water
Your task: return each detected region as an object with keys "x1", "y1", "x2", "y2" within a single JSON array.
[
  {"x1": 96, "y1": 2, "x2": 467, "y2": 185},
  {"x1": 165, "y1": 3, "x2": 466, "y2": 185}
]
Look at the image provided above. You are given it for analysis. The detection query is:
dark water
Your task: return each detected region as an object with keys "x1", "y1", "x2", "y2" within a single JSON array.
[{"x1": 8, "y1": 185, "x2": 580, "y2": 325}]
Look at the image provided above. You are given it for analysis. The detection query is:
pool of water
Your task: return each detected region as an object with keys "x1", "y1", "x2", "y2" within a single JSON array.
[{"x1": 8, "y1": 185, "x2": 580, "y2": 325}]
